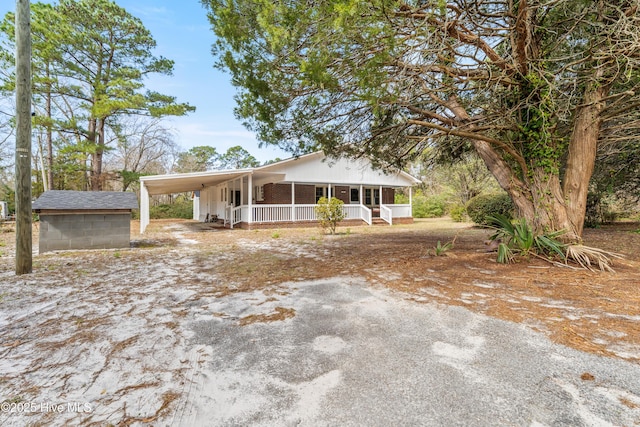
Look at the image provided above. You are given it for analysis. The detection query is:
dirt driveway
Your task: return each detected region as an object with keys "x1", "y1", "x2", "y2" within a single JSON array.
[{"x1": 0, "y1": 219, "x2": 639, "y2": 425}]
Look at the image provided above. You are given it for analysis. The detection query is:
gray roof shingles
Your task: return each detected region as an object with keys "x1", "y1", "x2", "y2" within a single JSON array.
[{"x1": 32, "y1": 190, "x2": 138, "y2": 211}]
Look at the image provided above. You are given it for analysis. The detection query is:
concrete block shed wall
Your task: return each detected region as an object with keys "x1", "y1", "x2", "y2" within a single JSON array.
[{"x1": 38, "y1": 213, "x2": 131, "y2": 253}]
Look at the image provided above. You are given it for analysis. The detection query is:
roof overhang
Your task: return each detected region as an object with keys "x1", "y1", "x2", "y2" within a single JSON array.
[
  {"x1": 140, "y1": 169, "x2": 286, "y2": 196},
  {"x1": 140, "y1": 151, "x2": 421, "y2": 195},
  {"x1": 140, "y1": 169, "x2": 250, "y2": 195}
]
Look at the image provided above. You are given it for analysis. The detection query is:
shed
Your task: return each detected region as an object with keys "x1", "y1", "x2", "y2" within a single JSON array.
[{"x1": 32, "y1": 190, "x2": 138, "y2": 253}]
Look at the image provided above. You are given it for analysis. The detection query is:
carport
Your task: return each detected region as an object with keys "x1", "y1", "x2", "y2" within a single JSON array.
[{"x1": 139, "y1": 168, "x2": 264, "y2": 233}]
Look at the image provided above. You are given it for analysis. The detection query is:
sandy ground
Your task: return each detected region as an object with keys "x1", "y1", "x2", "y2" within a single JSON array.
[{"x1": 0, "y1": 219, "x2": 639, "y2": 426}]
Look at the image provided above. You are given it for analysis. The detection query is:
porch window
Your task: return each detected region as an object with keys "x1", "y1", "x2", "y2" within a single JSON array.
[
  {"x1": 364, "y1": 188, "x2": 380, "y2": 206},
  {"x1": 350, "y1": 188, "x2": 359, "y2": 203},
  {"x1": 254, "y1": 185, "x2": 264, "y2": 202},
  {"x1": 315, "y1": 186, "x2": 326, "y2": 203}
]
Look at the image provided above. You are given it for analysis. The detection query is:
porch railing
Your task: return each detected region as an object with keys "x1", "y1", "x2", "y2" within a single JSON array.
[
  {"x1": 222, "y1": 203, "x2": 393, "y2": 226},
  {"x1": 229, "y1": 206, "x2": 244, "y2": 228},
  {"x1": 342, "y1": 204, "x2": 364, "y2": 221},
  {"x1": 252, "y1": 204, "x2": 296, "y2": 222},
  {"x1": 359, "y1": 205, "x2": 372, "y2": 225},
  {"x1": 237, "y1": 204, "x2": 374, "y2": 224},
  {"x1": 294, "y1": 205, "x2": 316, "y2": 221},
  {"x1": 380, "y1": 205, "x2": 392, "y2": 225},
  {"x1": 384, "y1": 204, "x2": 411, "y2": 218}
]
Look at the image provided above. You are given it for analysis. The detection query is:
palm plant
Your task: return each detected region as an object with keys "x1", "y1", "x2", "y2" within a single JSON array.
[
  {"x1": 433, "y1": 240, "x2": 453, "y2": 256},
  {"x1": 487, "y1": 214, "x2": 566, "y2": 263}
]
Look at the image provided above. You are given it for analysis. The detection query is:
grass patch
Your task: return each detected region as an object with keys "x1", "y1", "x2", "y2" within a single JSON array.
[{"x1": 239, "y1": 307, "x2": 296, "y2": 326}]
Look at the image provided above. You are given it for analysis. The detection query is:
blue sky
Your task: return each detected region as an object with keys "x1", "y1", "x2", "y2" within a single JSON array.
[{"x1": 1, "y1": 0, "x2": 290, "y2": 163}]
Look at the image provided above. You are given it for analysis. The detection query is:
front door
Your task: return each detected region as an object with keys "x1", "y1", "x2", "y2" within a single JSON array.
[
  {"x1": 234, "y1": 190, "x2": 241, "y2": 207},
  {"x1": 364, "y1": 188, "x2": 380, "y2": 207}
]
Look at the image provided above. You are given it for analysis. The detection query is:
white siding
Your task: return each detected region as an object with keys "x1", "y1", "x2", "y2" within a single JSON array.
[{"x1": 261, "y1": 153, "x2": 416, "y2": 186}]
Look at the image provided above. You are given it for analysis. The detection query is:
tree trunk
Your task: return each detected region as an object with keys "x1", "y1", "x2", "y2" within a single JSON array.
[
  {"x1": 529, "y1": 168, "x2": 578, "y2": 241},
  {"x1": 481, "y1": 151, "x2": 581, "y2": 241},
  {"x1": 46, "y1": 62, "x2": 54, "y2": 190},
  {"x1": 563, "y1": 81, "x2": 608, "y2": 237},
  {"x1": 89, "y1": 117, "x2": 104, "y2": 191}
]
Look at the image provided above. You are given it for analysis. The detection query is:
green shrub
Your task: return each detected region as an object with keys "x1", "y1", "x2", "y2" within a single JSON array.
[
  {"x1": 488, "y1": 214, "x2": 566, "y2": 264},
  {"x1": 148, "y1": 201, "x2": 193, "y2": 219},
  {"x1": 584, "y1": 193, "x2": 602, "y2": 228},
  {"x1": 449, "y1": 204, "x2": 466, "y2": 222},
  {"x1": 466, "y1": 193, "x2": 514, "y2": 226},
  {"x1": 413, "y1": 194, "x2": 446, "y2": 218},
  {"x1": 315, "y1": 197, "x2": 346, "y2": 234},
  {"x1": 432, "y1": 240, "x2": 453, "y2": 256},
  {"x1": 395, "y1": 192, "x2": 410, "y2": 204},
  {"x1": 585, "y1": 193, "x2": 620, "y2": 228}
]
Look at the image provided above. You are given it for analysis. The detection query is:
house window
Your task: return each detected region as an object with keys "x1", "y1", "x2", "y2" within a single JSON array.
[
  {"x1": 365, "y1": 189, "x2": 372, "y2": 205},
  {"x1": 254, "y1": 185, "x2": 264, "y2": 202},
  {"x1": 350, "y1": 188, "x2": 359, "y2": 203},
  {"x1": 374, "y1": 189, "x2": 380, "y2": 205},
  {"x1": 315, "y1": 186, "x2": 326, "y2": 203}
]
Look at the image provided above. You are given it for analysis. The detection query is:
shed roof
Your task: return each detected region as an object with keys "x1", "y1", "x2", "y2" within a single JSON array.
[{"x1": 33, "y1": 191, "x2": 138, "y2": 211}]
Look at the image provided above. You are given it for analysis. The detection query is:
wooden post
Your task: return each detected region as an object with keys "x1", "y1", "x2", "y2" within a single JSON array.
[
  {"x1": 247, "y1": 173, "x2": 253, "y2": 224},
  {"x1": 15, "y1": 0, "x2": 32, "y2": 275},
  {"x1": 290, "y1": 182, "x2": 295, "y2": 222}
]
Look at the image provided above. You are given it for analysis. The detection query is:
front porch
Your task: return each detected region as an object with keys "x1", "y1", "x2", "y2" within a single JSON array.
[{"x1": 223, "y1": 202, "x2": 413, "y2": 229}]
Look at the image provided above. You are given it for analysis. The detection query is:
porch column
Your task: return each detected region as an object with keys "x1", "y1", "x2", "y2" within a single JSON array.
[
  {"x1": 360, "y1": 185, "x2": 363, "y2": 205},
  {"x1": 291, "y1": 182, "x2": 296, "y2": 221},
  {"x1": 140, "y1": 181, "x2": 149, "y2": 234},
  {"x1": 328, "y1": 183, "x2": 332, "y2": 200},
  {"x1": 239, "y1": 178, "x2": 243, "y2": 207},
  {"x1": 248, "y1": 173, "x2": 253, "y2": 224},
  {"x1": 379, "y1": 185, "x2": 383, "y2": 206},
  {"x1": 192, "y1": 191, "x2": 200, "y2": 221}
]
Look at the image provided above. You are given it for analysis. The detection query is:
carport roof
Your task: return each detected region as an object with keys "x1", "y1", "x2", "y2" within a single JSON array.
[
  {"x1": 33, "y1": 190, "x2": 138, "y2": 210},
  {"x1": 140, "y1": 168, "x2": 271, "y2": 196}
]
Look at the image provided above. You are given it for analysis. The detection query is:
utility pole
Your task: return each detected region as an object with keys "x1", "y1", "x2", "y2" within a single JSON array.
[{"x1": 15, "y1": 0, "x2": 32, "y2": 275}]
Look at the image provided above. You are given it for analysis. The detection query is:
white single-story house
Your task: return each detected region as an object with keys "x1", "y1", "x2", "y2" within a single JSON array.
[{"x1": 139, "y1": 151, "x2": 420, "y2": 233}]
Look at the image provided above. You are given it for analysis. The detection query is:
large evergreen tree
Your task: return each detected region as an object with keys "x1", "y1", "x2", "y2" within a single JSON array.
[
  {"x1": 202, "y1": 0, "x2": 640, "y2": 241},
  {"x1": 0, "y1": 0, "x2": 195, "y2": 190}
]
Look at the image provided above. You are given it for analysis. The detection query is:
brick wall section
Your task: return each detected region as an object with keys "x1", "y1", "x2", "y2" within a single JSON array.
[
  {"x1": 262, "y1": 183, "x2": 292, "y2": 204},
  {"x1": 383, "y1": 187, "x2": 395, "y2": 205},
  {"x1": 38, "y1": 213, "x2": 131, "y2": 253},
  {"x1": 261, "y1": 183, "x2": 397, "y2": 205},
  {"x1": 334, "y1": 186, "x2": 350, "y2": 204},
  {"x1": 261, "y1": 183, "x2": 316, "y2": 204},
  {"x1": 295, "y1": 184, "x2": 315, "y2": 204}
]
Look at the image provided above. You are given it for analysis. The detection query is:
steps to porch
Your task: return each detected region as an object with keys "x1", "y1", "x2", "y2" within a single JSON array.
[{"x1": 371, "y1": 217, "x2": 390, "y2": 226}]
